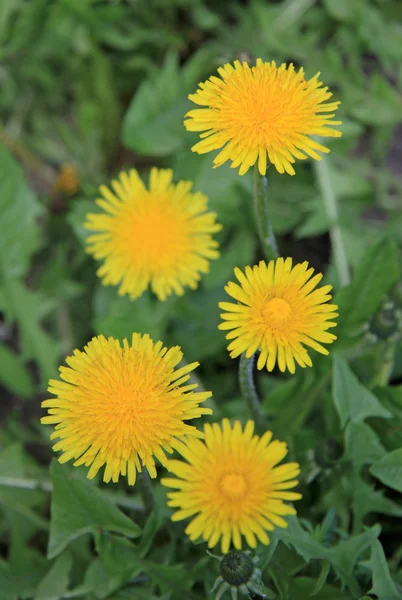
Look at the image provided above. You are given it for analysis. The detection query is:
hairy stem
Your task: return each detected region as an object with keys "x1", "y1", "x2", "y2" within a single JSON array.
[
  {"x1": 239, "y1": 353, "x2": 267, "y2": 432},
  {"x1": 253, "y1": 165, "x2": 279, "y2": 261},
  {"x1": 138, "y1": 470, "x2": 155, "y2": 514}
]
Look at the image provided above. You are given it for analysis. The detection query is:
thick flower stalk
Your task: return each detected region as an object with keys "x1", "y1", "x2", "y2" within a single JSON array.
[
  {"x1": 162, "y1": 419, "x2": 301, "y2": 553},
  {"x1": 185, "y1": 59, "x2": 342, "y2": 176},
  {"x1": 84, "y1": 168, "x2": 221, "y2": 301},
  {"x1": 219, "y1": 258, "x2": 338, "y2": 373},
  {"x1": 41, "y1": 334, "x2": 212, "y2": 485}
]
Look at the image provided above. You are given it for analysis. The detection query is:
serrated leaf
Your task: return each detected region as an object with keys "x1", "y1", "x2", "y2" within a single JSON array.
[
  {"x1": 123, "y1": 48, "x2": 217, "y2": 158},
  {"x1": 352, "y1": 476, "x2": 402, "y2": 532},
  {"x1": 334, "y1": 238, "x2": 400, "y2": 341},
  {"x1": 333, "y1": 356, "x2": 391, "y2": 428},
  {"x1": 361, "y1": 539, "x2": 400, "y2": 600},
  {"x1": 0, "y1": 143, "x2": 43, "y2": 277},
  {"x1": 344, "y1": 422, "x2": 386, "y2": 469},
  {"x1": 325, "y1": 528, "x2": 378, "y2": 596},
  {"x1": 310, "y1": 560, "x2": 331, "y2": 596},
  {"x1": 271, "y1": 516, "x2": 324, "y2": 563},
  {"x1": 35, "y1": 552, "x2": 73, "y2": 600},
  {"x1": 0, "y1": 275, "x2": 58, "y2": 386},
  {"x1": 370, "y1": 449, "x2": 402, "y2": 493},
  {"x1": 48, "y1": 461, "x2": 141, "y2": 559},
  {"x1": 0, "y1": 343, "x2": 34, "y2": 397},
  {"x1": 272, "y1": 519, "x2": 380, "y2": 596},
  {"x1": 122, "y1": 52, "x2": 186, "y2": 157}
]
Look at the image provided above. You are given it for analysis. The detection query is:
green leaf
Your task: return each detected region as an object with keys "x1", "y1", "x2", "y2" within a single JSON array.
[
  {"x1": 0, "y1": 275, "x2": 58, "y2": 386},
  {"x1": 323, "y1": 0, "x2": 366, "y2": 22},
  {"x1": 170, "y1": 288, "x2": 226, "y2": 362},
  {"x1": 7, "y1": 512, "x2": 48, "y2": 599},
  {"x1": 0, "y1": 343, "x2": 34, "y2": 397},
  {"x1": 122, "y1": 49, "x2": 217, "y2": 157},
  {"x1": 310, "y1": 560, "x2": 331, "y2": 596},
  {"x1": 271, "y1": 519, "x2": 380, "y2": 596},
  {"x1": 35, "y1": 552, "x2": 73, "y2": 600},
  {"x1": 171, "y1": 150, "x2": 243, "y2": 228},
  {"x1": 351, "y1": 74, "x2": 402, "y2": 127},
  {"x1": 122, "y1": 52, "x2": 182, "y2": 155},
  {"x1": 352, "y1": 477, "x2": 402, "y2": 531},
  {"x1": 0, "y1": 0, "x2": 20, "y2": 40},
  {"x1": 123, "y1": 45, "x2": 217, "y2": 157},
  {"x1": 325, "y1": 528, "x2": 378, "y2": 596},
  {"x1": 139, "y1": 508, "x2": 167, "y2": 559},
  {"x1": 67, "y1": 198, "x2": 102, "y2": 246},
  {"x1": 288, "y1": 577, "x2": 351, "y2": 599},
  {"x1": 79, "y1": 559, "x2": 110, "y2": 600},
  {"x1": 334, "y1": 238, "x2": 400, "y2": 342},
  {"x1": 344, "y1": 422, "x2": 386, "y2": 469},
  {"x1": 48, "y1": 461, "x2": 141, "y2": 559},
  {"x1": 141, "y1": 560, "x2": 191, "y2": 589},
  {"x1": 0, "y1": 561, "x2": 17, "y2": 600},
  {"x1": 271, "y1": 516, "x2": 324, "y2": 563},
  {"x1": 203, "y1": 228, "x2": 256, "y2": 290},
  {"x1": 370, "y1": 449, "x2": 402, "y2": 493},
  {"x1": 96, "y1": 534, "x2": 141, "y2": 595},
  {"x1": 332, "y1": 355, "x2": 391, "y2": 428},
  {"x1": 0, "y1": 444, "x2": 48, "y2": 531},
  {"x1": 93, "y1": 287, "x2": 172, "y2": 343},
  {"x1": 361, "y1": 539, "x2": 400, "y2": 600},
  {"x1": 0, "y1": 143, "x2": 44, "y2": 277}
]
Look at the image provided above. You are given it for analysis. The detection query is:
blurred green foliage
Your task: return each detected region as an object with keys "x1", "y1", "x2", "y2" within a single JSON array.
[{"x1": 0, "y1": 0, "x2": 402, "y2": 598}]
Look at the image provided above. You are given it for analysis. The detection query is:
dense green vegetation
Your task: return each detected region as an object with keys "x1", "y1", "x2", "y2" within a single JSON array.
[{"x1": 0, "y1": 1, "x2": 401, "y2": 598}]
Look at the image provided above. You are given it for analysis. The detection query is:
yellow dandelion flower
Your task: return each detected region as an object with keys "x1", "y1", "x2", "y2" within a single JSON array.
[
  {"x1": 41, "y1": 333, "x2": 212, "y2": 485},
  {"x1": 84, "y1": 168, "x2": 222, "y2": 301},
  {"x1": 219, "y1": 258, "x2": 338, "y2": 373},
  {"x1": 185, "y1": 59, "x2": 342, "y2": 176},
  {"x1": 162, "y1": 419, "x2": 301, "y2": 553}
]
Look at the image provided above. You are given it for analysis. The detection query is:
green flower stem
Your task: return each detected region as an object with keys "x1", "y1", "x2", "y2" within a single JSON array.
[
  {"x1": 243, "y1": 167, "x2": 278, "y2": 433},
  {"x1": 289, "y1": 372, "x2": 331, "y2": 435},
  {"x1": 370, "y1": 342, "x2": 396, "y2": 388},
  {"x1": 253, "y1": 164, "x2": 279, "y2": 261},
  {"x1": 138, "y1": 470, "x2": 155, "y2": 514},
  {"x1": 239, "y1": 353, "x2": 267, "y2": 432},
  {"x1": 314, "y1": 160, "x2": 351, "y2": 287}
]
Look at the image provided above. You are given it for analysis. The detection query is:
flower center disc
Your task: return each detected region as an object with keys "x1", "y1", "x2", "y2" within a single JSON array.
[
  {"x1": 221, "y1": 473, "x2": 247, "y2": 499},
  {"x1": 120, "y1": 201, "x2": 187, "y2": 269},
  {"x1": 263, "y1": 297, "x2": 292, "y2": 326}
]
